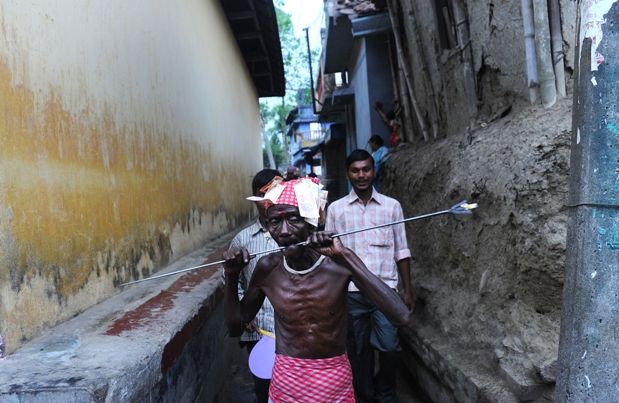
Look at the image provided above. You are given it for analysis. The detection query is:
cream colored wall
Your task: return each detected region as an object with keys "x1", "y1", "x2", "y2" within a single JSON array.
[{"x1": 0, "y1": 0, "x2": 262, "y2": 352}]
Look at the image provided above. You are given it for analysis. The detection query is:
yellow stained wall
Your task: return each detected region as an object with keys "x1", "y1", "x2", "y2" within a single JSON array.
[{"x1": 0, "y1": 0, "x2": 262, "y2": 351}]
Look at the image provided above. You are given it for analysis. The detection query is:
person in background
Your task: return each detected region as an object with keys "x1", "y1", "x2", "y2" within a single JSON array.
[
  {"x1": 373, "y1": 101, "x2": 402, "y2": 147},
  {"x1": 227, "y1": 168, "x2": 281, "y2": 403},
  {"x1": 368, "y1": 135, "x2": 390, "y2": 190},
  {"x1": 368, "y1": 135, "x2": 389, "y2": 172},
  {"x1": 326, "y1": 149, "x2": 413, "y2": 403},
  {"x1": 285, "y1": 165, "x2": 300, "y2": 181}
]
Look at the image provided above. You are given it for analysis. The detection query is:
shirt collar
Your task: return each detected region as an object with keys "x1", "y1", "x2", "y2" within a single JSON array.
[
  {"x1": 250, "y1": 219, "x2": 269, "y2": 236},
  {"x1": 347, "y1": 187, "x2": 383, "y2": 205}
]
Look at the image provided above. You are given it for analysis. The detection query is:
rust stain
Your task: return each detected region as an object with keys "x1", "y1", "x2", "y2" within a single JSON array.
[{"x1": 105, "y1": 247, "x2": 226, "y2": 336}]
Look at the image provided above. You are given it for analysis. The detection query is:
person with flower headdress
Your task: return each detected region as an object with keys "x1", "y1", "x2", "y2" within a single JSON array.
[{"x1": 223, "y1": 176, "x2": 411, "y2": 403}]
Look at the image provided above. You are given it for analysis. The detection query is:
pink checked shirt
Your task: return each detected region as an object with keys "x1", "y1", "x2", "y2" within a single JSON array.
[{"x1": 326, "y1": 188, "x2": 411, "y2": 292}]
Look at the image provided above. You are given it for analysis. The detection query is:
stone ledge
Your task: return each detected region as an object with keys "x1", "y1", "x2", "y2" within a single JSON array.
[
  {"x1": 0, "y1": 231, "x2": 240, "y2": 403},
  {"x1": 400, "y1": 325, "x2": 522, "y2": 403}
]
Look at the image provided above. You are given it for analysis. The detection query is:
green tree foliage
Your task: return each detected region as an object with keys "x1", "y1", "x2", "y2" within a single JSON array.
[
  {"x1": 260, "y1": 2, "x2": 320, "y2": 167},
  {"x1": 262, "y1": 132, "x2": 285, "y2": 168}
]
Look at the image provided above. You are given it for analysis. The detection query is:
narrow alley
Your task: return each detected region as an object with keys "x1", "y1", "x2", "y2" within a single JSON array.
[{"x1": 0, "y1": 0, "x2": 618, "y2": 402}]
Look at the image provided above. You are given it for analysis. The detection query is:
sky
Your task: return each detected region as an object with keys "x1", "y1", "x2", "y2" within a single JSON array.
[{"x1": 280, "y1": 0, "x2": 324, "y2": 51}]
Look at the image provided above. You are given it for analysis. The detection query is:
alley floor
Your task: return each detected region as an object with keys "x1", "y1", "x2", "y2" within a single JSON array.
[{"x1": 218, "y1": 346, "x2": 426, "y2": 403}]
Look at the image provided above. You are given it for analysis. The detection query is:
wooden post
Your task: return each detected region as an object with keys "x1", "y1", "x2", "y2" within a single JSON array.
[
  {"x1": 387, "y1": 0, "x2": 430, "y2": 141},
  {"x1": 398, "y1": 65, "x2": 417, "y2": 142},
  {"x1": 449, "y1": 0, "x2": 478, "y2": 126},
  {"x1": 388, "y1": 38, "x2": 416, "y2": 142},
  {"x1": 399, "y1": 0, "x2": 441, "y2": 139}
]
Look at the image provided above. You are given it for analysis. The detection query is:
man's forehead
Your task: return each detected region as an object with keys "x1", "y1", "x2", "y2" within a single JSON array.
[
  {"x1": 349, "y1": 159, "x2": 372, "y2": 168},
  {"x1": 267, "y1": 204, "x2": 300, "y2": 216}
]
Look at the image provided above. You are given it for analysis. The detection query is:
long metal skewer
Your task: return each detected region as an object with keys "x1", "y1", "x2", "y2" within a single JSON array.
[
  {"x1": 119, "y1": 200, "x2": 478, "y2": 287},
  {"x1": 119, "y1": 245, "x2": 288, "y2": 286}
]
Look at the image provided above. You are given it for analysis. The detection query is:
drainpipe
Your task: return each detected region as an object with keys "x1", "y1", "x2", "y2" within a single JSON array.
[
  {"x1": 532, "y1": 0, "x2": 556, "y2": 107},
  {"x1": 521, "y1": 0, "x2": 539, "y2": 103},
  {"x1": 548, "y1": 0, "x2": 567, "y2": 97},
  {"x1": 556, "y1": 2, "x2": 619, "y2": 402}
]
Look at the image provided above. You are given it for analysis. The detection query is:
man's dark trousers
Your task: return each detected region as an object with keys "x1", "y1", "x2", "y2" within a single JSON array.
[{"x1": 347, "y1": 292, "x2": 399, "y2": 403}]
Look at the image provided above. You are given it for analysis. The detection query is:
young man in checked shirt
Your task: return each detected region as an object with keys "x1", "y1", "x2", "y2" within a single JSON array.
[
  {"x1": 326, "y1": 149, "x2": 413, "y2": 403},
  {"x1": 227, "y1": 168, "x2": 281, "y2": 403}
]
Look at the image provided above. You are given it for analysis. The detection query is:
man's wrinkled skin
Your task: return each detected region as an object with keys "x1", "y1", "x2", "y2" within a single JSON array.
[{"x1": 224, "y1": 204, "x2": 412, "y2": 359}]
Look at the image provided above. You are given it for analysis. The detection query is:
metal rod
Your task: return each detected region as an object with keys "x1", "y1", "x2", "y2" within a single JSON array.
[
  {"x1": 334, "y1": 209, "x2": 450, "y2": 238},
  {"x1": 120, "y1": 201, "x2": 476, "y2": 287},
  {"x1": 119, "y1": 246, "x2": 287, "y2": 286}
]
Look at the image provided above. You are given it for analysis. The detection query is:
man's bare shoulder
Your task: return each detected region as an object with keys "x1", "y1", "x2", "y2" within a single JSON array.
[
  {"x1": 321, "y1": 255, "x2": 352, "y2": 277},
  {"x1": 247, "y1": 253, "x2": 282, "y2": 287},
  {"x1": 255, "y1": 253, "x2": 282, "y2": 272}
]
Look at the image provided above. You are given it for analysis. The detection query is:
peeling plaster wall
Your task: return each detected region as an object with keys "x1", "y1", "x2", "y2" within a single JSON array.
[
  {"x1": 0, "y1": 0, "x2": 261, "y2": 352},
  {"x1": 467, "y1": 0, "x2": 529, "y2": 99},
  {"x1": 400, "y1": 0, "x2": 577, "y2": 136}
]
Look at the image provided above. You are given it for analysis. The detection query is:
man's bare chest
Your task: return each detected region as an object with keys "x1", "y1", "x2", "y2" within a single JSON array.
[{"x1": 262, "y1": 263, "x2": 348, "y2": 322}]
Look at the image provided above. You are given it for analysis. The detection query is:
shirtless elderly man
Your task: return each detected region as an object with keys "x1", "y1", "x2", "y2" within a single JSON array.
[{"x1": 224, "y1": 177, "x2": 411, "y2": 402}]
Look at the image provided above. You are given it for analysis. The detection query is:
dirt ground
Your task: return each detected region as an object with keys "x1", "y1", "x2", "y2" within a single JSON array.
[{"x1": 381, "y1": 94, "x2": 572, "y2": 399}]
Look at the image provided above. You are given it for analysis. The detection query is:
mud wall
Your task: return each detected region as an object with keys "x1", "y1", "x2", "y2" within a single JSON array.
[
  {"x1": 383, "y1": 96, "x2": 572, "y2": 400},
  {"x1": 0, "y1": 0, "x2": 261, "y2": 352},
  {"x1": 399, "y1": 0, "x2": 577, "y2": 137}
]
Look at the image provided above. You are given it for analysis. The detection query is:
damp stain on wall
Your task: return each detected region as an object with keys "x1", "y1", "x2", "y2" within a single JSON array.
[{"x1": 0, "y1": 56, "x2": 257, "y2": 352}]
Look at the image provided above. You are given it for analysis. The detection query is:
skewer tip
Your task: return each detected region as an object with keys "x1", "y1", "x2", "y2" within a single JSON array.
[
  {"x1": 461, "y1": 203, "x2": 478, "y2": 210},
  {"x1": 450, "y1": 200, "x2": 479, "y2": 215}
]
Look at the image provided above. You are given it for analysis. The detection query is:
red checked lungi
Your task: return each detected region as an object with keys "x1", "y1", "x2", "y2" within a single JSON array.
[{"x1": 269, "y1": 353, "x2": 355, "y2": 403}]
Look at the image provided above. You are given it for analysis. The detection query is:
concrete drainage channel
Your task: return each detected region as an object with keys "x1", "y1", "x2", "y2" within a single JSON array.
[
  {"x1": 400, "y1": 331, "x2": 480, "y2": 403},
  {"x1": 399, "y1": 326, "x2": 555, "y2": 403}
]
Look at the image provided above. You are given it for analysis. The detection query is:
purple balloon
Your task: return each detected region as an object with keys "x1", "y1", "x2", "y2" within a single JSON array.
[{"x1": 248, "y1": 334, "x2": 276, "y2": 379}]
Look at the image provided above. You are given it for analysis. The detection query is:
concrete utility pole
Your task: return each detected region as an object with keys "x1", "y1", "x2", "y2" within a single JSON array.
[{"x1": 557, "y1": 2, "x2": 619, "y2": 402}]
